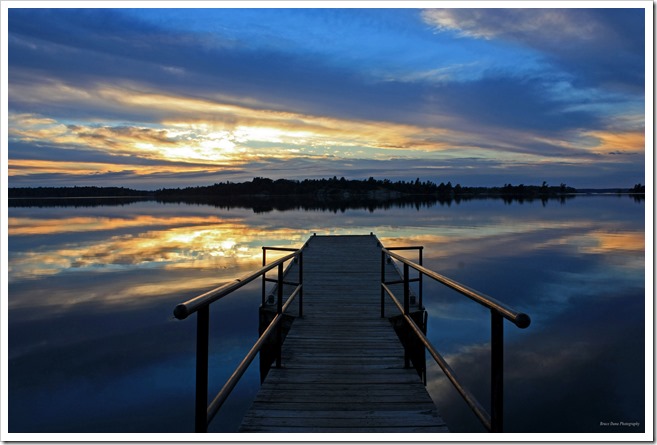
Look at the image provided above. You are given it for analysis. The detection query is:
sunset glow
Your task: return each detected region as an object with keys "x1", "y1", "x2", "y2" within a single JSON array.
[{"x1": 4, "y1": 3, "x2": 648, "y2": 189}]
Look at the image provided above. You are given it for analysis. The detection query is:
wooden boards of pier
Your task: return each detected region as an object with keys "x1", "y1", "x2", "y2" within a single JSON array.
[{"x1": 238, "y1": 234, "x2": 448, "y2": 433}]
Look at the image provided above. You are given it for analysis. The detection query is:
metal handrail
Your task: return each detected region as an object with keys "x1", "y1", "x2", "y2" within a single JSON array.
[
  {"x1": 386, "y1": 246, "x2": 423, "y2": 308},
  {"x1": 205, "y1": 283, "x2": 302, "y2": 427},
  {"x1": 382, "y1": 283, "x2": 493, "y2": 431},
  {"x1": 173, "y1": 247, "x2": 302, "y2": 433},
  {"x1": 384, "y1": 248, "x2": 530, "y2": 329},
  {"x1": 381, "y1": 247, "x2": 530, "y2": 433},
  {"x1": 174, "y1": 250, "x2": 299, "y2": 320}
]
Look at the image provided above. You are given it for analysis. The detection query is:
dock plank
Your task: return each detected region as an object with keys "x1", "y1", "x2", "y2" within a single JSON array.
[{"x1": 239, "y1": 234, "x2": 447, "y2": 433}]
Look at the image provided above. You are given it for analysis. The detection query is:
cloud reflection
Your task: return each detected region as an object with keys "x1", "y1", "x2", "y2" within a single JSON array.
[
  {"x1": 9, "y1": 214, "x2": 227, "y2": 236},
  {"x1": 7, "y1": 196, "x2": 645, "y2": 434},
  {"x1": 425, "y1": 289, "x2": 644, "y2": 433},
  {"x1": 9, "y1": 217, "x2": 304, "y2": 286}
]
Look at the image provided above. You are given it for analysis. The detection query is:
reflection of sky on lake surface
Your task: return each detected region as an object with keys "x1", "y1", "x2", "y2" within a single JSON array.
[{"x1": 7, "y1": 197, "x2": 645, "y2": 434}]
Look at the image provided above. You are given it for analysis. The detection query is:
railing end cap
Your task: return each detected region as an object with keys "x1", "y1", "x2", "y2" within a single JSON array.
[
  {"x1": 173, "y1": 304, "x2": 190, "y2": 320},
  {"x1": 515, "y1": 313, "x2": 531, "y2": 329}
]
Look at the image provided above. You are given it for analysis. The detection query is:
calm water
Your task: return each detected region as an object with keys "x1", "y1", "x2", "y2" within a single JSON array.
[{"x1": 7, "y1": 196, "x2": 645, "y2": 434}]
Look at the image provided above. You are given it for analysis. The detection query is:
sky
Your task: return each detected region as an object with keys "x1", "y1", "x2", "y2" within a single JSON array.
[{"x1": 3, "y1": 2, "x2": 651, "y2": 189}]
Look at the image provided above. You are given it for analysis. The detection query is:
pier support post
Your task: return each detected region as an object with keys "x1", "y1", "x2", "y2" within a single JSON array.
[
  {"x1": 418, "y1": 247, "x2": 423, "y2": 309},
  {"x1": 380, "y1": 251, "x2": 386, "y2": 318},
  {"x1": 195, "y1": 306, "x2": 210, "y2": 433},
  {"x1": 403, "y1": 263, "x2": 410, "y2": 368},
  {"x1": 299, "y1": 252, "x2": 303, "y2": 318},
  {"x1": 491, "y1": 310, "x2": 504, "y2": 432},
  {"x1": 276, "y1": 263, "x2": 283, "y2": 368}
]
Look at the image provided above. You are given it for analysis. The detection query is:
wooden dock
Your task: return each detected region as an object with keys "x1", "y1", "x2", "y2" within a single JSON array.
[{"x1": 239, "y1": 234, "x2": 448, "y2": 433}]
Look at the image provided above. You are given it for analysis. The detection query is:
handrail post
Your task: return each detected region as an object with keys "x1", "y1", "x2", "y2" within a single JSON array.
[
  {"x1": 299, "y1": 251, "x2": 303, "y2": 318},
  {"x1": 403, "y1": 263, "x2": 410, "y2": 315},
  {"x1": 276, "y1": 262, "x2": 283, "y2": 368},
  {"x1": 195, "y1": 306, "x2": 210, "y2": 433},
  {"x1": 418, "y1": 247, "x2": 423, "y2": 309},
  {"x1": 261, "y1": 248, "x2": 267, "y2": 305},
  {"x1": 403, "y1": 262, "x2": 410, "y2": 368},
  {"x1": 380, "y1": 250, "x2": 386, "y2": 318},
  {"x1": 491, "y1": 310, "x2": 504, "y2": 433}
]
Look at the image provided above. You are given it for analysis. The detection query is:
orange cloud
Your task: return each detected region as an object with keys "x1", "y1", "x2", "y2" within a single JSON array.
[
  {"x1": 7, "y1": 159, "x2": 231, "y2": 177},
  {"x1": 10, "y1": 81, "x2": 645, "y2": 175},
  {"x1": 8, "y1": 82, "x2": 465, "y2": 167},
  {"x1": 586, "y1": 130, "x2": 645, "y2": 154}
]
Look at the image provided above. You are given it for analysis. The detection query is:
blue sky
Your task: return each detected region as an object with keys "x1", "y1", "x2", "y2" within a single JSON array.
[{"x1": 4, "y1": 3, "x2": 650, "y2": 189}]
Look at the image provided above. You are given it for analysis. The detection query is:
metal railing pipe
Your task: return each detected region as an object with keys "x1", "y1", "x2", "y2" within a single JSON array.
[
  {"x1": 174, "y1": 251, "x2": 298, "y2": 320},
  {"x1": 263, "y1": 278, "x2": 300, "y2": 286},
  {"x1": 383, "y1": 249, "x2": 530, "y2": 329},
  {"x1": 204, "y1": 283, "x2": 302, "y2": 428},
  {"x1": 206, "y1": 312, "x2": 283, "y2": 426},
  {"x1": 282, "y1": 285, "x2": 302, "y2": 314},
  {"x1": 381, "y1": 283, "x2": 493, "y2": 432},
  {"x1": 176, "y1": 244, "x2": 303, "y2": 433}
]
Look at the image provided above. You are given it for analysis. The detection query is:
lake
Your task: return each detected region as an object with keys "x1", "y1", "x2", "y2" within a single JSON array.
[{"x1": 6, "y1": 195, "x2": 646, "y2": 436}]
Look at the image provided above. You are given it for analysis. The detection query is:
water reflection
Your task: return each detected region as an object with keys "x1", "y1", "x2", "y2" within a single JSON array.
[
  {"x1": 9, "y1": 217, "x2": 305, "y2": 282},
  {"x1": 7, "y1": 197, "x2": 645, "y2": 434}
]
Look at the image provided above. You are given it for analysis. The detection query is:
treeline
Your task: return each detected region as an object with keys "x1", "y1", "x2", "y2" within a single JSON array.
[
  {"x1": 154, "y1": 177, "x2": 578, "y2": 201},
  {"x1": 9, "y1": 178, "x2": 645, "y2": 202},
  {"x1": 9, "y1": 186, "x2": 153, "y2": 198},
  {"x1": 155, "y1": 176, "x2": 438, "y2": 200},
  {"x1": 630, "y1": 183, "x2": 645, "y2": 193}
]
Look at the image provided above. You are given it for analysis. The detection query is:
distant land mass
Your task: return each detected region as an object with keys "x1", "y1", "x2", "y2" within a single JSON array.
[{"x1": 8, "y1": 178, "x2": 645, "y2": 210}]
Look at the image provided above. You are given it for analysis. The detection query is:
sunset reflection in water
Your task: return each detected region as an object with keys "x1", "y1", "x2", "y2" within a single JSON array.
[{"x1": 7, "y1": 197, "x2": 645, "y2": 434}]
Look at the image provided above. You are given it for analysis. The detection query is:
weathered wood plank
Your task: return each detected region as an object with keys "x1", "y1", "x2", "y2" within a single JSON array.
[
  {"x1": 241, "y1": 408, "x2": 440, "y2": 419},
  {"x1": 239, "y1": 425, "x2": 449, "y2": 433},
  {"x1": 238, "y1": 234, "x2": 447, "y2": 433},
  {"x1": 251, "y1": 383, "x2": 426, "y2": 397},
  {"x1": 240, "y1": 414, "x2": 443, "y2": 428},
  {"x1": 246, "y1": 401, "x2": 439, "y2": 412}
]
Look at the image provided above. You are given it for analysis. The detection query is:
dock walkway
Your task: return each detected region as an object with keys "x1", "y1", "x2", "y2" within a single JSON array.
[{"x1": 239, "y1": 234, "x2": 448, "y2": 433}]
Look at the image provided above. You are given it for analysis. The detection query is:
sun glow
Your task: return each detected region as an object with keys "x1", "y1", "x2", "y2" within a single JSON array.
[
  {"x1": 8, "y1": 77, "x2": 647, "y2": 183},
  {"x1": 7, "y1": 83, "x2": 467, "y2": 167}
]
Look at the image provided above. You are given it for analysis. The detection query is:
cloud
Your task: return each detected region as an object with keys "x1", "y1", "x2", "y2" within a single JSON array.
[
  {"x1": 583, "y1": 130, "x2": 645, "y2": 154},
  {"x1": 7, "y1": 9, "x2": 433, "y2": 127},
  {"x1": 422, "y1": 8, "x2": 645, "y2": 92},
  {"x1": 6, "y1": 8, "x2": 646, "y2": 189},
  {"x1": 422, "y1": 9, "x2": 605, "y2": 42},
  {"x1": 425, "y1": 74, "x2": 603, "y2": 133},
  {"x1": 9, "y1": 76, "x2": 622, "y2": 176}
]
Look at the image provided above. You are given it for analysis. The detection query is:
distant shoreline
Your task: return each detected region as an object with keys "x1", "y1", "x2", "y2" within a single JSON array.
[
  {"x1": 8, "y1": 195, "x2": 155, "y2": 200},
  {"x1": 5, "y1": 190, "x2": 645, "y2": 199},
  {"x1": 7, "y1": 180, "x2": 644, "y2": 210},
  {"x1": 7, "y1": 178, "x2": 645, "y2": 200}
]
